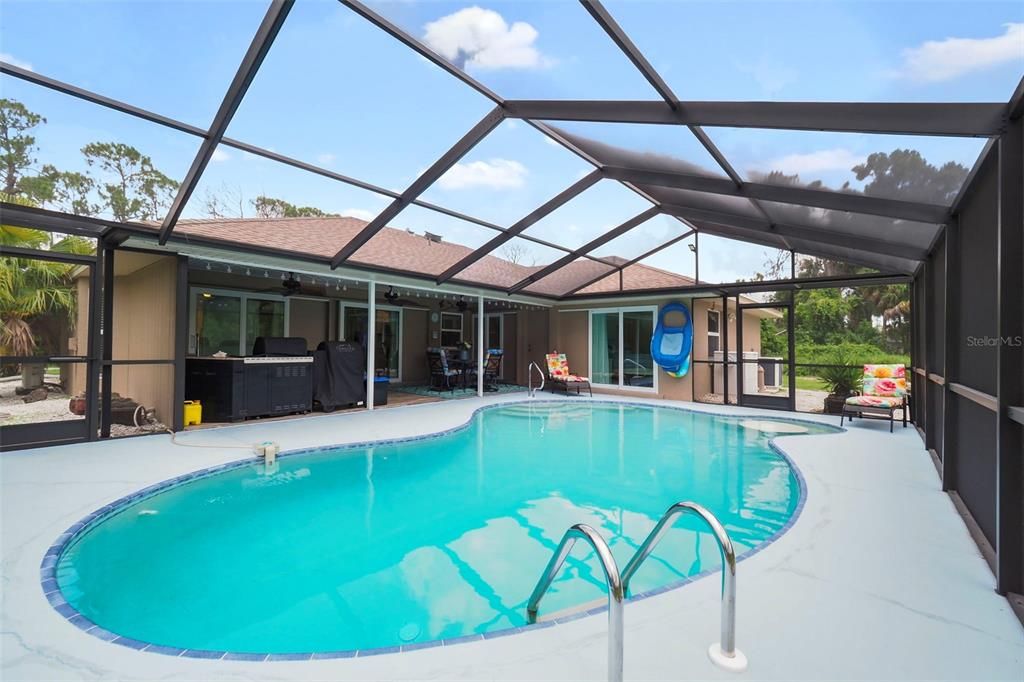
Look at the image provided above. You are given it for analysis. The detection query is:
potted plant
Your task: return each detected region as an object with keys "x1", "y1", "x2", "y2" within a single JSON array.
[
  {"x1": 819, "y1": 361, "x2": 863, "y2": 414},
  {"x1": 456, "y1": 340, "x2": 472, "y2": 362}
]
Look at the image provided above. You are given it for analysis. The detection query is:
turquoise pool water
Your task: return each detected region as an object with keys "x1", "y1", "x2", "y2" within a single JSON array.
[{"x1": 55, "y1": 402, "x2": 835, "y2": 654}]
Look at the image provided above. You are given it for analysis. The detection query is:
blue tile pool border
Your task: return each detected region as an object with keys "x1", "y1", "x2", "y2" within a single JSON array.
[{"x1": 39, "y1": 398, "x2": 835, "y2": 660}]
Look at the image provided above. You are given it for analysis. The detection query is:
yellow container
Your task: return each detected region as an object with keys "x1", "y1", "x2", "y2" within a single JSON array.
[{"x1": 183, "y1": 400, "x2": 202, "y2": 426}]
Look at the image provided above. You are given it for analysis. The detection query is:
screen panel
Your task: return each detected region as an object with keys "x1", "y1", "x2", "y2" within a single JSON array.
[
  {"x1": 363, "y1": 0, "x2": 656, "y2": 99},
  {"x1": 224, "y1": 0, "x2": 497, "y2": 193}
]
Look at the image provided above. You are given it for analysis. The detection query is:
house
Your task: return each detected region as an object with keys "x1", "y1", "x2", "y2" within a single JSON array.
[{"x1": 68, "y1": 215, "x2": 779, "y2": 426}]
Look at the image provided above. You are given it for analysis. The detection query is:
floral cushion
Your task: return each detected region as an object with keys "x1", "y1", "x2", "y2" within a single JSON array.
[
  {"x1": 845, "y1": 395, "x2": 903, "y2": 409},
  {"x1": 862, "y1": 364, "x2": 907, "y2": 397},
  {"x1": 546, "y1": 353, "x2": 589, "y2": 382}
]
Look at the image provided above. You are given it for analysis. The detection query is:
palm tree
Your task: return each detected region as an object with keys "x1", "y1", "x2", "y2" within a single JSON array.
[{"x1": 1, "y1": 223, "x2": 93, "y2": 387}]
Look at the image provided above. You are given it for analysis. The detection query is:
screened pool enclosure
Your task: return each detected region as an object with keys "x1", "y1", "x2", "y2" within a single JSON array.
[{"x1": 0, "y1": 0, "x2": 1021, "y2": 617}]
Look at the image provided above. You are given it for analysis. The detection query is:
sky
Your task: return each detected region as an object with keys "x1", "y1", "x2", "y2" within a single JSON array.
[{"x1": 1, "y1": 0, "x2": 1022, "y2": 285}]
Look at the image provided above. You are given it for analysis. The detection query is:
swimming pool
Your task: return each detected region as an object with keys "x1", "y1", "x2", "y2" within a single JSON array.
[{"x1": 48, "y1": 401, "x2": 837, "y2": 656}]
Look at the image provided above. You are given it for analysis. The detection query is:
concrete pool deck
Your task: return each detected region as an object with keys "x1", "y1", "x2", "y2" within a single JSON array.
[{"x1": 2, "y1": 394, "x2": 1022, "y2": 680}]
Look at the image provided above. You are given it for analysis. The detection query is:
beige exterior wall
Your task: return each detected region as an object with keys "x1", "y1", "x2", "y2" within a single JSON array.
[
  {"x1": 110, "y1": 255, "x2": 178, "y2": 425},
  {"x1": 68, "y1": 275, "x2": 91, "y2": 398},
  {"x1": 550, "y1": 297, "x2": 765, "y2": 403},
  {"x1": 69, "y1": 254, "x2": 179, "y2": 424},
  {"x1": 288, "y1": 298, "x2": 330, "y2": 352},
  {"x1": 402, "y1": 308, "x2": 429, "y2": 383}
]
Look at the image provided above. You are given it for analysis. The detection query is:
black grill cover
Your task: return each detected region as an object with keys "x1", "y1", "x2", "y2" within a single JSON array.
[
  {"x1": 313, "y1": 341, "x2": 365, "y2": 410},
  {"x1": 252, "y1": 336, "x2": 308, "y2": 357}
]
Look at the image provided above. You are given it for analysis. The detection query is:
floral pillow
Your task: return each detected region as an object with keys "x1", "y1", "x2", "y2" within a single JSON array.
[
  {"x1": 546, "y1": 353, "x2": 569, "y2": 378},
  {"x1": 862, "y1": 364, "x2": 907, "y2": 397}
]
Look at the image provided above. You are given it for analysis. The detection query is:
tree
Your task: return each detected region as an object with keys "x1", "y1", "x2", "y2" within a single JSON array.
[
  {"x1": 853, "y1": 149, "x2": 968, "y2": 205},
  {"x1": 82, "y1": 142, "x2": 179, "y2": 222},
  {"x1": 202, "y1": 183, "x2": 247, "y2": 219},
  {"x1": 0, "y1": 98, "x2": 44, "y2": 200},
  {"x1": 0, "y1": 224, "x2": 90, "y2": 385},
  {"x1": 500, "y1": 242, "x2": 534, "y2": 266},
  {"x1": 252, "y1": 195, "x2": 332, "y2": 219},
  {"x1": 20, "y1": 164, "x2": 98, "y2": 216}
]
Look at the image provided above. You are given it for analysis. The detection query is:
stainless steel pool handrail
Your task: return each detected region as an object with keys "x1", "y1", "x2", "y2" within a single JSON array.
[
  {"x1": 621, "y1": 501, "x2": 747, "y2": 672},
  {"x1": 528, "y1": 361, "x2": 545, "y2": 397},
  {"x1": 526, "y1": 524, "x2": 624, "y2": 682}
]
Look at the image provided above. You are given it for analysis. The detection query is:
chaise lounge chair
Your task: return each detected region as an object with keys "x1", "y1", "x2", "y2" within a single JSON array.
[
  {"x1": 545, "y1": 352, "x2": 592, "y2": 397},
  {"x1": 840, "y1": 364, "x2": 908, "y2": 432}
]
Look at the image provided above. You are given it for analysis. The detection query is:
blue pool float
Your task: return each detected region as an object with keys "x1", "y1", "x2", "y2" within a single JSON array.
[{"x1": 651, "y1": 302, "x2": 693, "y2": 377}]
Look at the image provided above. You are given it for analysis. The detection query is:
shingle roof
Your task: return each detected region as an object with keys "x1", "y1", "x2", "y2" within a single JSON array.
[{"x1": 164, "y1": 216, "x2": 694, "y2": 296}]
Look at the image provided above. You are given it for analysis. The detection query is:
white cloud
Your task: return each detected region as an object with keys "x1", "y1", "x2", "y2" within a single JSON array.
[
  {"x1": 895, "y1": 23, "x2": 1024, "y2": 83},
  {"x1": 437, "y1": 158, "x2": 528, "y2": 190},
  {"x1": 737, "y1": 56, "x2": 798, "y2": 97},
  {"x1": 316, "y1": 152, "x2": 336, "y2": 166},
  {"x1": 211, "y1": 148, "x2": 231, "y2": 163},
  {"x1": 423, "y1": 7, "x2": 548, "y2": 70},
  {"x1": 763, "y1": 148, "x2": 866, "y2": 176},
  {"x1": 0, "y1": 52, "x2": 33, "y2": 71},
  {"x1": 343, "y1": 208, "x2": 375, "y2": 221}
]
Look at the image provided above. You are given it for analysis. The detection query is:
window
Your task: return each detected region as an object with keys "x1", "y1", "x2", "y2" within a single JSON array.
[
  {"x1": 440, "y1": 313, "x2": 463, "y2": 348},
  {"x1": 589, "y1": 307, "x2": 657, "y2": 391},
  {"x1": 340, "y1": 303, "x2": 402, "y2": 380},
  {"x1": 707, "y1": 309, "x2": 721, "y2": 355},
  {"x1": 189, "y1": 288, "x2": 287, "y2": 356}
]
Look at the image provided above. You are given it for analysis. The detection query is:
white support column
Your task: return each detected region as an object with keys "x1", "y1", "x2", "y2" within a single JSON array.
[
  {"x1": 366, "y1": 281, "x2": 376, "y2": 410},
  {"x1": 478, "y1": 295, "x2": 485, "y2": 397}
]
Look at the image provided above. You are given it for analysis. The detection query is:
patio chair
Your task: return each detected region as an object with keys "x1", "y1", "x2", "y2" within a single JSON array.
[
  {"x1": 840, "y1": 364, "x2": 908, "y2": 432},
  {"x1": 426, "y1": 347, "x2": 458, "y2": 393},
  {"x1": 545, "y1": 352, "x2": 592, "y2": 397},
  {"x1": 482, "y1": 349, "x2": 504, "y2": 392}
]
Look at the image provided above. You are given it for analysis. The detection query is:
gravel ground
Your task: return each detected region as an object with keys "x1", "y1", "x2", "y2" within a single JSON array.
[{"x1": 0, "y1": 375, "x2": 81, "y2": 426}]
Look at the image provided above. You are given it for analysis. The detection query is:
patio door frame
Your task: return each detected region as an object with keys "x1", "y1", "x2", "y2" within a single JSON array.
[
  {"x1": 471, "y1": 312, "x2": 505, "y2": 380},
  {"x1": 187, "y1": 286, "x2": 290, "y2": 357},
  {"x1": 339, "y1": 302, "x2": 403, "y2": 382},
  {"x1": 588, "y1": 305, "x2": 659, "y2": 393},
  {"x1": 0, "y1": 246, "x2": 101, "y2": 451},
  {"x1": 735, "y1": 296, "x2": 796, "y2": 411}
]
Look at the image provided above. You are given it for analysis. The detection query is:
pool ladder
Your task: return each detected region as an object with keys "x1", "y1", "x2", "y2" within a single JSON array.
[
  {"x1": 527, "y1": 361, "x2": 545, "y2": 397},
  {"x1": 525, "y1": 502, "x2": 746, "y2": 682}
]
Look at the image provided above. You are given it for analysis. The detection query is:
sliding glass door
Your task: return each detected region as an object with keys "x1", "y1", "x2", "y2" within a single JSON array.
[
  {"x1": 622, "y1": 310, "x2": 655, "y2": 388},
  {"x1": 591, "y1": 311, "x2": 620, "y2": 386},
  {"x1": 590, "y1": 307, "x2": 657, "y2": 391}
]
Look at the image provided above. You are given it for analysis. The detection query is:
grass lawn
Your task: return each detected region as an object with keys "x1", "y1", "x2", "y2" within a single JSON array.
[{"x1": 780, "y1": 375, "x2": 831, "y2": 391}]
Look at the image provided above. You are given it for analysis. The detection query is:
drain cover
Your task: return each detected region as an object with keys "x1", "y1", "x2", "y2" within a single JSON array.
[{"x1": 399, "y1": 623, "x2": 421, "y2": 642}]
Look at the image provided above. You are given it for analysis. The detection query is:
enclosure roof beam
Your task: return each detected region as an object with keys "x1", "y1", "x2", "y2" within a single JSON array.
[
  {"x1": 603, "y1": 167, "x2": 949, "y2": 224},
  {"x1": 579, "y1": 0, "x2": 678, "y2": 106},
  {"x1": 559, "y1": 227, "x2": 696, "y2": 297},
  {"x1": 435, "y1": 170, "x2": 604, "y2": 284},
  {"x1": 158, "y1": 0, "x2": 294, "y2": 244},
  {"x1": 0, "y1": 202, "x2": 117, "y2": 238},
  {"x1": 578, "y1": 0, "x2": 781, "y2": 242},
  {"x1": 660, "y1": 203, "x2": 928, "y2": 262},
  {"x1": 329, "y1": 107, "x2": 506, "y2": 268},
  {"x1": 502, "y1": 100, "x2": 1007, "y2": 137},
  {"x1": 0, "y1": 63, "x2": 584, "y2": 258},
  {"x1": 563, "y1": 271, "x2": 911, "y2": 301},
  {"x1": 506, "y1": 206, "x2": 663, "y2": 294},
  {"x1": 1008, "y1": 75, "x2": 1024, "y2": 121},
  {"x1": 336, "y1": 1, "x2": 627, "y2": 200},
  {"x1": 0, "y1": 62, "x2": 207, "y2": 137},
  {"x1": 339, "y1": 0, "x2": 503, "y2": 105}
]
